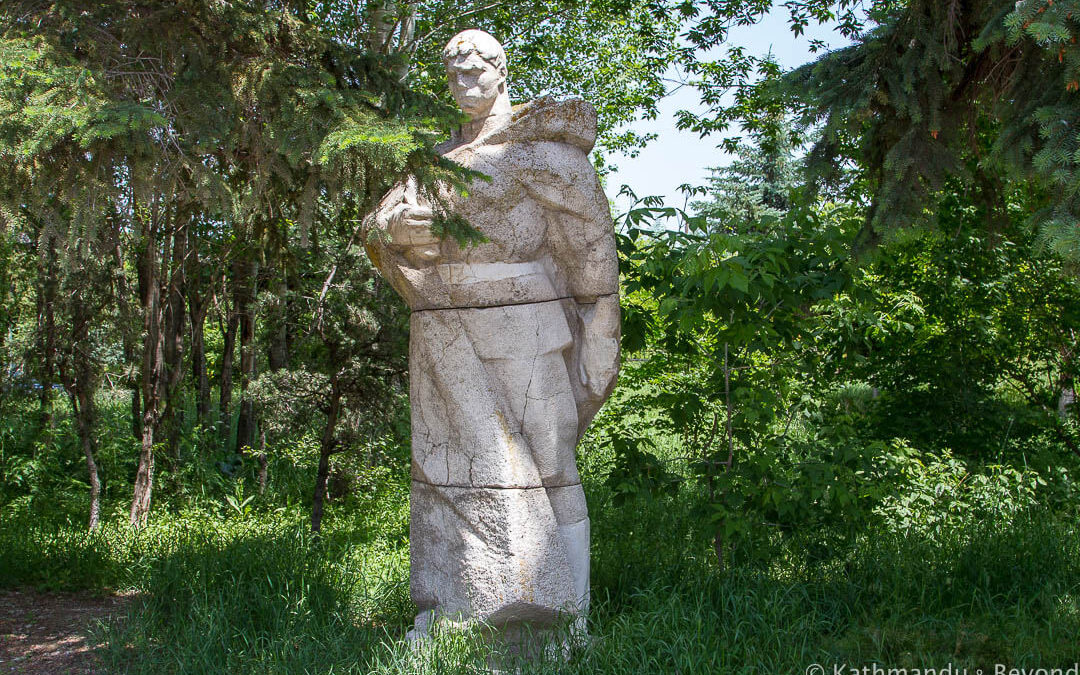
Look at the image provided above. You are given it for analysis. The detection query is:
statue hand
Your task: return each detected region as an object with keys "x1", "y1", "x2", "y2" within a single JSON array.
[
  {"x1": 388, "y1": 204, "x2": 437, "y2": 245},
  {"x1": 579, "y1": 335, "x2": 619, "y2": 399},
  {"x1": 387, "y1": 204, "x2": 441, "y2": 265},
  {"x1": 577, "y1": 295, "x2": 620, "y2": 400}
]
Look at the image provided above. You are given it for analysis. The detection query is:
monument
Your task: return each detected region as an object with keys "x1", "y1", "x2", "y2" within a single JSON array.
[{"x1": 364, "y1": 29, "x2": 620, "y2": 645}]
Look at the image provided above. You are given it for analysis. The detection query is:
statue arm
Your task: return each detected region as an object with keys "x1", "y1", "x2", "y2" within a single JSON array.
[
  {"x1": 526, "y1": 173, "x2": 618, "y2": 302},
  {"x1": 521, "y1": 153, "x2": 621, "y2": 422}
]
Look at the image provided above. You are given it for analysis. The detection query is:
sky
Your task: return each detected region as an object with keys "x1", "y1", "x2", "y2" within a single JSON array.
[{"x1": 606, "y1": 11, "x2": 850, "y2": 214}]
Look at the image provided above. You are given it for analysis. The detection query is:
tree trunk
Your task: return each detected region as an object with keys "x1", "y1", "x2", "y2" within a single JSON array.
[
  {"x1": 234, "y1": 257, "x2": 258, "y2": 456},
  {"x1": 110, "y1": 230, "x2": 143, "y2": 444},
  {"x1": 191, "y1": 302, "x2": 210, "y2": 425},
  {"x1": 59, "y1": 295, "x2": 102, "y2": 532},
  {"x1": 130, "y1": 205, "x2": 165, "y2": 528},
  {"x1": 187, "y1": 241, "x2": 212, "y2": 426},
  {"x1": 257, "y1": 430, "x2": 268, "y2": 494},
  {"x1": 268, "y1": 271, "x2": 288, "y2": 372},
  {"x1": 34, "y1": 230, "x2": 58, "y2": 445},
  {"x1": 365, "y1": 1, "x2": 418, "y2": 79},
  {"x1": 311, "y1": 383, "x2": 341, "y2": 533},
  {"x1": 160, "y1": 222, "x2": 187, "y2": 461},
  {"x1": 69, "y1": 391, "x2": 101, "y2": 531},
  {"x1": 260, "y1": 244, "x2": 289, "y2": 488},
  {"x1": 219, "y1": 301, "x2": 238, "y2": 440},
  {"x1": 131, "y1": 407, "x2": 157, "y2": 527}
]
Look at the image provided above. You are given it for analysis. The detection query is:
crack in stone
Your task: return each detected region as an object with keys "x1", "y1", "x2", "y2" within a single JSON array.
[
  {"x1": 412, "y1": 478, "x2": 583, "y2": 490},
  {"x1": 412, "y1": 292, "x2": 617, "y2": 314},
  {"x1": 519, "y1": 312, "x2": 542, "y2": 446}
]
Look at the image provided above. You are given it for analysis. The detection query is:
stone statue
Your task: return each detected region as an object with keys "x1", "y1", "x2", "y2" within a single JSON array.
[{"x1": 364, "y1": 29, "x2": 620, "y2": 644}]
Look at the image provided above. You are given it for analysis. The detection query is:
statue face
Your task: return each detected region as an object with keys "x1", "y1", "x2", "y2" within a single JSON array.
[{"x1": 446, "y1": 51, "x2": 505, "y2": 119}]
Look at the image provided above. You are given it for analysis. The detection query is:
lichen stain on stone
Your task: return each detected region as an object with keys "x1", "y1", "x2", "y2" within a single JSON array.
[
  {"x1": 495, "y1": 409, "x2": 523, "y2": 482},
  {"x1": 517, "y1": 558, "x2": 536, "y2": 603},
  {"x1": 364, "y1": 242, "x2": 381, "y2": 270}
]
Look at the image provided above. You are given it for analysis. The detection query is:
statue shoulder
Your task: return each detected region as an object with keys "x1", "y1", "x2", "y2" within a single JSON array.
[{"x1": 485, "y1": 97, "x2": 597, "y2": 153}]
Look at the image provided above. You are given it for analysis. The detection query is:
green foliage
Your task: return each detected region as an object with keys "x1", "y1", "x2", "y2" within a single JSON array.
[
  {"x1": 603, "y1": 434, "x2": 681, "y2": 506},
  {"x1": 875, "y1": 448, "x2": 1052, "y2": 538},
  {"x1": 611, "y1": 114, "x2": 1080, "y2": 566},
  {"x1": 2, "y1": 2, "x2": 1080, "y2": 671},
  {"x1": 690, "y1": 116, "x2": 801, "y2": 232},
  {"x1": 773, "y1": 0, "x2": 1080, "y2": 256},
  {"x1": 614, "y1": 190, "x2": 867, "y2": 552}
]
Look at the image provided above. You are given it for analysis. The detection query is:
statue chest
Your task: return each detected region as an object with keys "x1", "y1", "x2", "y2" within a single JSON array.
[{"x1": 442, "y1": 146, "x2": 550, "y2": 262}]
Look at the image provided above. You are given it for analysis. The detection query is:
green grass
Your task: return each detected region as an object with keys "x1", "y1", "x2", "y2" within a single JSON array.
[
  {"x1": 2, "y1": 389, "x2": 1077, "y2": 673},
  {"x1": 1, "y1": 475, "x2": 1077, "y2": 674}
]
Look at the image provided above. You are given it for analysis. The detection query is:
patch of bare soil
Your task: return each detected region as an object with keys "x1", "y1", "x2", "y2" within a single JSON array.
[{"x1": 0, "y1": 589, "x2": 133, "y2": 675}]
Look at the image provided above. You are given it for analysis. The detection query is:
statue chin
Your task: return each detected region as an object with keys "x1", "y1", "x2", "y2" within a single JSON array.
[{"x1": 457, "y1": 99, "x2": 495, "y2": 120}]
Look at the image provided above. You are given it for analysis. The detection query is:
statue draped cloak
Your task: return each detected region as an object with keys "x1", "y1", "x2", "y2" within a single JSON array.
[{"x1": 364, "y1": 97, "x2": 620, "y2": 632}]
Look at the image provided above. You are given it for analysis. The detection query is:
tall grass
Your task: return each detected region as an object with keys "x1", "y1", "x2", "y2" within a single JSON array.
[
  {"x1": 2, "y1": 388, "x2": 1077, "y2": 673},
  {"x1": 3, "y1": 478, "x2": 1075, "y2": 674}
]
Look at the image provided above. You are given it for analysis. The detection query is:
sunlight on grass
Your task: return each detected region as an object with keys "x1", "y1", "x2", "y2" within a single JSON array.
[{"x1": 2, "y1": 470, "x2": 1076, "y2": 674}]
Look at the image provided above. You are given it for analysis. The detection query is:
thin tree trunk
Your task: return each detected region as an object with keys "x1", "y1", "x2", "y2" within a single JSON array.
[
  {"x1": 84, "y1": 435, "x2": 101, "y2": 530},
  {"x1": 234, "y1": 257, "x2": 258, "y2": 456},
  {"x1": 714, "y1": 342, "x2": 735, "y2": 568},
  {"x1": 219, "y1": 300, "x2": 238, "y2": 440},
  {"x1": 261, "y1": 244, "x2": 288, "y2": 489},
  {"x1": 267, "y1": 237, "x2": 288, "y2": 372},
  {"x1": 257, "y1": 430, "x2": 268, "y2": 494},
  {"x1": 311, "y1": 383, "x2": 341, "y2": 533},
  {"x1": 191, "y1": 301, "x2": 210, "y2": 424},
  {"x1": 161, "y1": 222, "x2": 187, "y2": 460},
  {"x1": 59, "y1": 296, "x2": 101, "y2": 532},
  {"x1": 268, "y1": 287, "x2": 287, "y2": 371},
  {"x1": 111, "y1": 231, "x2": 142, "y2": 444},
  {"x1": 187, "y1": 241, "x2": 212, "y2": 426},
  {"x1": 69, "y1": 391, "x2": 101, "y2": 530},
  {"x1": 34, "y1": 230, "x2": 58, "y2": 445},
  {"x1": 130, "y1": 204, "x2": 165, "y2": 528}
]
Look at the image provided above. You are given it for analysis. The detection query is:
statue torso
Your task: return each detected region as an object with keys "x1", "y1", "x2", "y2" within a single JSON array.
[
  {"x1": 367, "y1": 98, "x2": 599, "y2": 311},
  {"x1": 434, "y1": 138, "x2": 548, "y2": 264}
]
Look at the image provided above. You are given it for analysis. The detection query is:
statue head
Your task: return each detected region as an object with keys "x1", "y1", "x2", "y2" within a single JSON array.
[{"x1": 442, "y1": 30, "x2": 510, "y2": 121}]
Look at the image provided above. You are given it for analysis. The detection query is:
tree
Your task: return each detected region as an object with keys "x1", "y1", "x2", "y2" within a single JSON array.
[
  {"x1": 691, "y1": 116, "x2": 800, "y2": 232},
  {"x1": 0, "y1": 0, "x2": 446, "y2": 526},
  {"x1": 778, "y1": 0, "x2": 1080, "y2": 254},
  {"x1": 312, "y1": 0, "x2": 685, "y2": 161},
  {"x1": 54, "y1": 227, "x2": 114, "y2": 531},
  {"x1": 251, "y1": 238, "x2": 408, "y2": 533}
]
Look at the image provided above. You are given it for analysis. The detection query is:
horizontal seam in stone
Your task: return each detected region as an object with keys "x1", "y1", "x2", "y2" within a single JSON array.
[
  {"x1": 411, "y1": 478, "x2": 582, "y2": 490},
  {"x1": 412, "y1": 292, "x2": 616, "y2": 314}
]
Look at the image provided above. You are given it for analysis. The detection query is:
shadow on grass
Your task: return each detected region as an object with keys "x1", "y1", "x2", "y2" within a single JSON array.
[
  {"x1": 96, "y1": 521, "x2": 412, "y2": 675},
  {"x1": 577, "y1": 488, "x2": 1080, "y2": 673},
  {"x1": 3, "y1": 486, "x2": 1077, "y2": 673}
]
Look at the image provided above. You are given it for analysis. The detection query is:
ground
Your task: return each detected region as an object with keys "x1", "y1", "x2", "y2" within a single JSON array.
[{"x1": 0, "y1": 589, "x2": 131, "y2": 675}]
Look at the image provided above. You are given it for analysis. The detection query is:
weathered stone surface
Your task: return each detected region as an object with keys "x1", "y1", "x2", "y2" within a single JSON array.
[
  {"x1": 363, "y1": 28, "x2": 619, "y2": 644},
  {"x1": 410, "y1": 482, "x2": 576, "y2": 626},
  {"x1": 409, "y1": 302, "x2": 579, "y2": 489}
]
